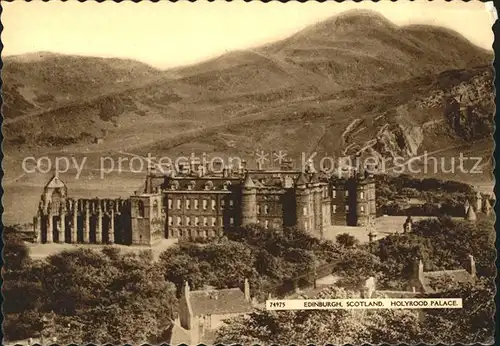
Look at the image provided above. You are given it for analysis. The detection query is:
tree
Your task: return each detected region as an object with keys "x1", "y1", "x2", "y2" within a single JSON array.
[
  {"x1": 215, "y1": 286, "x2": 423, "y2": 344},
  {"x1": 3, "y1": 247, "x2": 177, "y2": 344},
  {"x1": 371, "y1": 216, "x2": 495, "y2": 289},
  {"x1": 363, "y1": 308, "x2": 424, "y2": 344},
  {"x1": 422, "y1": 277, "x2": 494, "y2": 343},
  {"x1": 157, "y1": 226, "x2": 337, "y2": 299},
  {"x1": 333, "y1": 248, "x2": 383, "y2": 289},
  {"x1": 3, "y1": 226, "x2": 31, "y2": 272},
  {"x1": 336, "y1": 233, "x2": 360, "y2": 248}
]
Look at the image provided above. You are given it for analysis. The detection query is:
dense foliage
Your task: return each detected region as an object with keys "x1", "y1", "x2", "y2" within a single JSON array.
[
  {"x1": 332, "y1": 216, "x2": 495, "y2": 290},
  {"x1": 375, "y1": 174, "x2": 476, "y2": 216},
  {"x1": 217, "y1": 215, "x2": 495, "y2": 344},
  {"x1": 215, "y1": 286, "x2": 425, "y2": 344},
  {"x1": 3, "y1": 211, "x2": 494, "y2": 344},
  {"x1": 3, "y1": 234, "x2": 177, "y2": 344},
  {"x1": 158, "y1": 225, "x2": 341, "y2": 299},
  {"x1": 422, "y1": 277, "x2": 494, "y2": 343}
]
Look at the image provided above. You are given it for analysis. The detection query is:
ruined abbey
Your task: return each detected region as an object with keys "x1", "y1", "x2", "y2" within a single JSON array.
[{"x1": 33, "y1": 162, "x2": 376, "y2": 246}]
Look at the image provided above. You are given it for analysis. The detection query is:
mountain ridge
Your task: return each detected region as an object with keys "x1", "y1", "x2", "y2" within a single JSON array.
[{"x1": 2, "y1": 10, "x2": 493, "y2": 185}]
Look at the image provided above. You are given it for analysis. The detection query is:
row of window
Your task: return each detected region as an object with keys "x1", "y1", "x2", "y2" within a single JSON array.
[
  {"x1": 321, "y1": 188, "x2": 329, "y2": 198},
  {"x1": 311, "y1": 189, "x2": 375, "y2": 200},
  {"x1": 256, "y1": 219, "x2": 272, "y2": 229},
  {"x1": 167, "y1": 216, "x2": 235, "y2": 226},
  {"x1": 330, "y1": 190, "x2": 367, "y2": 199},
  {"x1": 331, "y1": 205, "x2": 366, "y2": 213},
  {"x1": 170, "y1": 228, "x2": 222, "y2": 238},
  {"x1": 301, "y1": 202, "x2": 371, "y2": 216},
  {"x1": 303, "y1": 204, "x2": 367, "y2": 215},
  {"x1": 167, "y1": 198, "x2": 235, "y2": 210},
  {"x1": 257, "y1": 205, "x2": 270, "y2": 214},
  {"x1": 165, "y1": 198, "x2": 276, "y2": 214}
]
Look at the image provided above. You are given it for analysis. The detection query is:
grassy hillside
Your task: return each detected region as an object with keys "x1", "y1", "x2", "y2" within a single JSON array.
[
  {"x1": 2, "y1": 52, "x2": 164, "y2": 119},
  {"x1": 2, "y1": 10, "x2": 494, "y2": 189}
]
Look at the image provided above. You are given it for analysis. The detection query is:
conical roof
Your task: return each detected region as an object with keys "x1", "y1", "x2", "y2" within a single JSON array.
[
  {"x1": 295, "y1": 172, "x2": 308, "y2": 186},
  {"x1": 243, "y1": 173, "x2": 255, "y2": 188},
  {"x1": 310, "y1": 172, "x2": 319, "y2": 184},
  {"x1": 464, "y1": 199, "x2": 470, "y2": 214},
  {"x1": 465, "y1": 205, "x2": 477, "y2": 221}
]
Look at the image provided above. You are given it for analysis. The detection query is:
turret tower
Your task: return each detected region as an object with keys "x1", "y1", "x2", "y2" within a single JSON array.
[
  {"x1": 241, "y1": 173, "x2": 257, "y2": 226},
  {"x1": 483, "y1": 197, "x2": 492, "y2": 216},
  {"x1": 475, "y1": 191, "x2": 483, "y2": 215},
  {"x1": 464, "y1": 199, "x2": 471, "y2": 216},
  {"x1": 465, "y1": 205, "x2": 477, "y2": 222},
  {"x1": 295, "y1": 172, "x2": 310, "y2": 232}
]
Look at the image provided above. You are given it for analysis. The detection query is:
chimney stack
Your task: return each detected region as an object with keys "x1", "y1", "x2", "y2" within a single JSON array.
[
  {"x1": 418, "y1": 259, "x2": 424, "y2": 280},
  {"x1": 177, "y1": 163, "x2": 187, "y2": 175},
  {"x1": 197, "y1": 165, "x2": 205, "y2": 177},
  {"x1": 412, "y1": 258, "x2": 424, "y2": 282},
  {"x1": 189, "y1": 156, "x2": 198, "y2": 175},
  {"x1": 483, "y1": 198, "x2": 492, "y2": 216},
  {"x1": 464, "y1": 199, "x2": 470, "y2": 216},
  {"x1": 465, "y1": 254, "x2": 476, "y2": 277},
  {"x1": 475, "y1": 192, "x2": 482, "y2": 214},
  {"x1": 237, "y1": 161, "x2": 244, "y2": 174},
  {"x1": 361, "y1": 277, "x2": 376, "y2": 298},
  {"x1": 244, "y1": 278, "x2": 251, "y2": 301},
  {"x1": 183, "y1": 281, "x2": 191, "y2": 299}
]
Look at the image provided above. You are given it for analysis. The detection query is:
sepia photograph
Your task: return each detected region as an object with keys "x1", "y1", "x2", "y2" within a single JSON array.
[{"x1": 1, "y1": 0, "x2": 496, "y2": 344}]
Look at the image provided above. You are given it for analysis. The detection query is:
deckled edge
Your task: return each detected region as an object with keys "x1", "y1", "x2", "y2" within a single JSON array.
[
  {"x1": 491, "y1": 1, "x2": 499, "y2": 346},
  {"x1": 1, "y1": 0, "x2": 6, "y2": 344}
]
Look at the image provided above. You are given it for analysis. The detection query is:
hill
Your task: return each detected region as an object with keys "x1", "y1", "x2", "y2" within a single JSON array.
[
  {"x1": 263, "y1": 10, "x2": 490, "y2": 87},
  {"x1": 2, "y1": 52, "x2": 163, "y2": 119},
  {"x1": 2, "y1": 10, "x2": 494, "y2": 187}
]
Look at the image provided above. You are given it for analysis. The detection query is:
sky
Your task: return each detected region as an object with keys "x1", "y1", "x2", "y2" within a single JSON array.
[{"x1": 2, "y1": 0, "x2": 495, "y2": 69}]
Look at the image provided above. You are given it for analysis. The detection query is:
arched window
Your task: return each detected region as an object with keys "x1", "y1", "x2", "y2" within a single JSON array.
[
  {"x1": 138, "y1": 201, "x2": 145, "y2": 218},
  {"x1": 51, "y1": 188, "x2": 63, "y2": 203},
  {"x1": 153, "y1": 200, "x2": 158, "y2": 218}
]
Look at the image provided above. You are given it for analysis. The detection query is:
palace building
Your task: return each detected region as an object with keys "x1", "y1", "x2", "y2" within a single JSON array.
[{"x1": 33, "y1": 162, "x2": 376, "y2": 246}]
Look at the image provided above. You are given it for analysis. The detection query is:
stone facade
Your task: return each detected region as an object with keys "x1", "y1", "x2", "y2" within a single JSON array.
[
  {"x1": 33, "y1": 165, "x2": 377, "y2": 245},
  {"x1": 33, "y1": 175, "x2": 132, "y2": 244}
]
